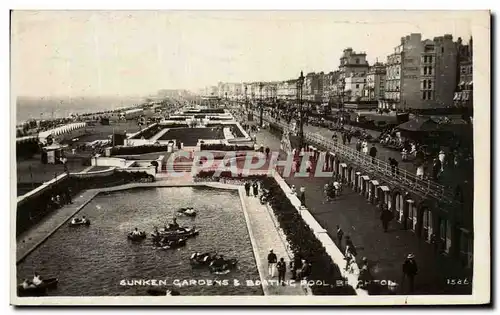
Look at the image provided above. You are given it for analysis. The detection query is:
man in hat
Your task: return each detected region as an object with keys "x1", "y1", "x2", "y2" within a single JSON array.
[
  {"x1": 267, "y1": 249, "x2": 277, "y2": 278},
  {"x1": 402, "y1": 253, "x2": 418, "y2": 293}
]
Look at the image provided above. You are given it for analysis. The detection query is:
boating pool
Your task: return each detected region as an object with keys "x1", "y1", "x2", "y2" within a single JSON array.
[{"x1": 17, "y1": 187, "x2": 263, "y2": 296}]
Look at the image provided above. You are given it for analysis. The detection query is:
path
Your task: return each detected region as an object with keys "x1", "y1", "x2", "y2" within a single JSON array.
[
  {"x1": 241, "y1": 189, "x2": 307, "y2": 295},
  {"x1": 16, "y1": 190, "x2": 99, "y2": 263},
  {"x1": 255, "y1": 128, "x2": 472, "y2": 295}
]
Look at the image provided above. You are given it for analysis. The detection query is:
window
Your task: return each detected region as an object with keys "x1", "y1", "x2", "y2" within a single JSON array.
[
  {"x1": 441, "y1": 47, "x2": 445, "y2": 53},
  {"x1": 423, "y1": 80, "x2": 427, "y2": 89},
  {"x1": 424, "y1": 56, "x2": 428, "y2": 63},
  {"x1": 356, "y1": 84, "x2": 360, "y2": 89},
  {"x1": 356, "y1": 58, "x2": 360, "y2": 64},
  {"x1": 428, "y1": 80, "x2": 432, "y2": 89},
  {"x1": 429, "y1": 56, "x2": 433, "y2": 63},
  {"x1": 422, "y1": 91, "x2": 426, "y2": 100},
  {"x1": 423, "y1": 67, "x2": 428, "y2": 75}
]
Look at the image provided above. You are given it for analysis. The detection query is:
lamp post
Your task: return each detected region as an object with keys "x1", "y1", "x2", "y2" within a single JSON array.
[
  {"x1": 297, "y1": 71, "x2": 305, "y2": 149},
  {"x1": 340, "y1": 78, "x2": 346, "y2": 111},
  {"x1": 259, "y1": 82, "x2": 264, "y2": 127},
  {"x1": 245, "y1": 85, "x2": 248, "y2": 112}
]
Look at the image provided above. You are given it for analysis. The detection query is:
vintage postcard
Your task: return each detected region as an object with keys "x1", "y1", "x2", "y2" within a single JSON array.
[{"x1": 10, "y1": 10, "x2": 490, "y2": 306}]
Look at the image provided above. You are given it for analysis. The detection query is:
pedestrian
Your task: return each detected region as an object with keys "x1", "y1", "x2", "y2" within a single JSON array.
[
  {"x1": 252, "y1": 181, "x2": 259, "y2": 197},
  {"x1": 416, "y1": 163, "x2": 424, "y2": 180},
  {"x1": 357, "y1": 257, "x2": 373, "y2": 290},
  {"x1": 299, "y1": 259, "x2": 311, "y2": 280},
  {"x1": 244, "y1": 181, "x2": 251, "y2": 196},
  {"x1": 265, "y1": 147, "x2": 270, "y2": 158},
  {"x1": 380, "y1": 205, "x2": 394, "y2": 232},
  {"x1": 277, "y1": 258, "x2": 287, "y2": 286},
  {"x1": 369, "y1": 145, "x2": 378, "y2": 164},
  {"x1": 267, "y1": 249, "x2": 277, "y2": 278},
  {"x1": 438, "y1": 150, "x2": 446, "y2": 171},
  {"x1": 333, "y1": 181, "x2": 341, "y2": 197},
  {"x1": 362, "y1": 141, "x2": 369, "y2": 155},
  {"x1": 336, "y1": 225, "x2": 344, "y2": 248},
  {"x1": 356, "y1": 140, "x2": 362, "y2": 152},
  {"x1": 432, "y1": 158, "x2": 441, "y2": 180},
  {"x1": 347, "y1": 133, "x2": 352, "y2": 144},
  {"x1": 291, "y1": 254, "x2": 302, "y2": 280},
  {"x1": 402, "y1": 253, "x2": 418, "y2": 293},
  {"x1": 299, "y1": 186, "x2": 306, "y2": 206},
  {"x1": 401, "y1": 148, "x2": 408, "y2": 161},
  {"x1": 342, "y1": 133, "x2": 347, "y2": 145},
  {"x1": 389, "y1": 158, "x2": 399, "y2": 176},
  {"x1": 345, "y1": 235, "x2": 357, "y2": 257},
  {"x1": 323, "y1": 183, "x2": 330, "y2": 202}
]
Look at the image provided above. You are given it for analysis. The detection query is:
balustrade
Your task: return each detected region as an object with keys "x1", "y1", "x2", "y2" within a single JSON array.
[{"x1": 262, "y1": 114, "x2": 451, "y2": 202}]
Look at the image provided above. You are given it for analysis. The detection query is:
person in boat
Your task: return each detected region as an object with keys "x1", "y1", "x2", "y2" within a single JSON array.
[
  {"x1": 81, "y1": 216, "x2": 87, "y2": 223},
  {"x1": 213, "y1": 255, "x2": 225, "y2": 268},
  {"x1": 21, "y1": 279, "x2": 36, "y2": 289},
  {"x1": 32, "y1": 272, "x2": 43, "y2": 286},
  {"x1": 132, "y1": 228, "x2": 141, "y2": 236},
  {"x1": 170, "y1": 218, "x2": 180, "y2": 230},
  {"x1": 152, "y1": 226, "x2": 159, "y2": 237}
]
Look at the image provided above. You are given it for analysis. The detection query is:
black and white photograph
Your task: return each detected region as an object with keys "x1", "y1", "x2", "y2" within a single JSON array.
[{"x1": 10, "y1": 10, "x2": 490, "y2": 305}]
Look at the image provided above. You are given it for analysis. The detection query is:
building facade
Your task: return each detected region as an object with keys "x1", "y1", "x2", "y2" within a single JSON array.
[
  {"x1": 365, "y1": 62, "x2": 387, "y2": 105},
  {"x1": 338, "y1": 48, "x2": 370, "y2": 104},
  {"x1": 382, "y1": 33, "x2": 459, "y2": 111},
  {"x1": 277, "y1": 80, "x2": 297, "y2": 100},
  {"x1": 322, "y1": 71, "x2": 340, "y2": 104},
  {"x1": 344, "y1": 74, "x2": 366, "y2": 101},
  {"x1": 454, "y1": 37, "x2": 473, "y2": 108},
  {"x1": 304, "y1": 72, "x2": 323, "y2": 102}
]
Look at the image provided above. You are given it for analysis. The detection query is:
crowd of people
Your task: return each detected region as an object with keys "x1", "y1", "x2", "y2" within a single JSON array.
[{"x1": 267, "y1": 249, "x2": 312, "y2": 286}]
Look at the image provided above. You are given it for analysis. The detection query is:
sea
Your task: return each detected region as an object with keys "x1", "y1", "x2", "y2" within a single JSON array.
[{"x1": 15, "y1": 96, "x2": 148, "y2": 124}]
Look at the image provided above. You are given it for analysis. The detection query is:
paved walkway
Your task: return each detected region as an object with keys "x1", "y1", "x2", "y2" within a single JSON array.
[
  {"x1": 16, "y1": 190, "x2": 99, "y2": 263},
  {"x1": 256, "y1": 129, "x2": 472, "y2": 295},
  {"x1": 241, "y1": 189, "x2": 307, "y2": 296}
]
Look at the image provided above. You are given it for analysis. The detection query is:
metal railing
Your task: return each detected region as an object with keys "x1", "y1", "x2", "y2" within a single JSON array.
[{"x1": 262, "y1": 114, "x2": 455, "y2": 203}]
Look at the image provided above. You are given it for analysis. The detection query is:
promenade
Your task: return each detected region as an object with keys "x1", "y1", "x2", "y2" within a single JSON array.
[
  {"x1": 16, "y1": 179, "x2": 305, "y2": 296},
  {"x1": 255, "y1": 128, "x2": 472, "y2": 295}
]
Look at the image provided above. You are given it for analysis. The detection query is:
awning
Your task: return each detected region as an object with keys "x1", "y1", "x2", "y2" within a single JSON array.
[
  {"x1": 355, "y1": 172, "x2": 361, "y2": 175},
  {"x1": 361, "y1": 175, "x2": 370, "y2": 180},
  {"x1": 459, "y1": 81, "x2": 465, "y2": 86},
  {"x1": 407, "y1": 199, "x2": 415, "y2": 204},
  {"x1": 340, "y1": 163, "x2": 347, "y2": 168},
  {"x1": 453, "y1": 93, "x2": 460, "y2": 101},
  {"x1": 380, "y1": 186, "x2": 390, "y2": 192},
  {"x1": 467, "y1": 80, "x2": 473, "y2": 86},
  {"x1": 371, "y1": 180, "x2": 379, "y2": 185}
]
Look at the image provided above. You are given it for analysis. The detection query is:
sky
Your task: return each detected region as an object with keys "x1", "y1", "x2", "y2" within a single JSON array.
[{"x1": 11, "y1": 10, "x2": 482, "y2": 97}]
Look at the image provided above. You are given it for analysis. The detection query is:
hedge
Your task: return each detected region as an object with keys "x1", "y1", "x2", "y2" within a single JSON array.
[
  {"x1": 129, "y1": 124, "x2": 163, "y2": 139},
  {"x1": 260, "y1": 177, "x2": 356, "y2": 295},
  {"x1": 111, "y1": 144, "x2": 171, "y2": 155},
  {"x1": 17, "y1": 171, "x2": 154, "y2": 236},
  {"x1": 200, "y1": 144, "x2": 255, "y2": 151},
  {"x1": 195, "y1": 170, "x2": 267, "y2": 180}
]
